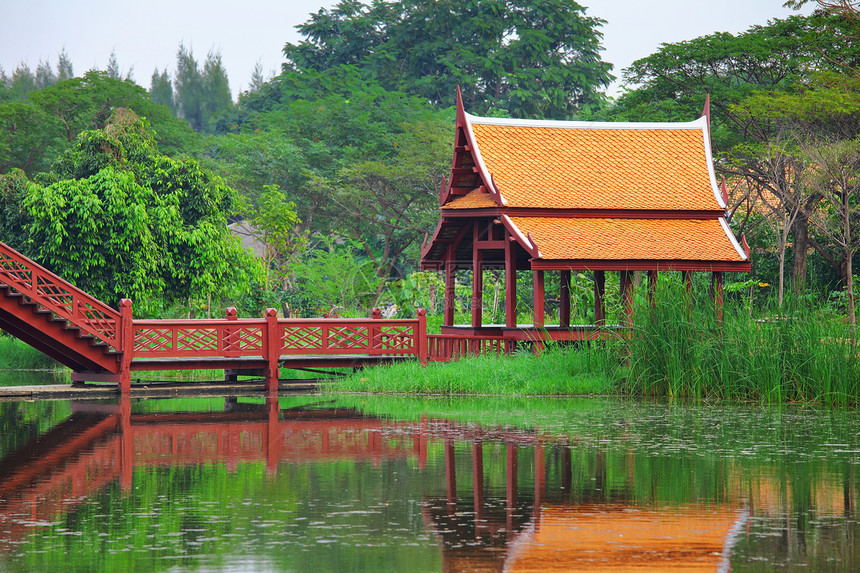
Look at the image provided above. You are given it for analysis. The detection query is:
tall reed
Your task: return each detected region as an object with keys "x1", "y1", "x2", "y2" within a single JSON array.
[{"x1": 622, "y1": 284, "x2": 860, "y2": 405}]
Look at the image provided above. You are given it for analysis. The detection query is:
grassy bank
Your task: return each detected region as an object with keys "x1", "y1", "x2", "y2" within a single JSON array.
[
  {"x1": 333, "y1": 287, "x2": 860, "y2": 405},
  {"x1": 329, "y1": 343, "x2": 618, "y2": 395}
]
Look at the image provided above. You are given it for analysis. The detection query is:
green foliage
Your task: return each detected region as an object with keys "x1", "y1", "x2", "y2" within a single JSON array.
[
  {"x1": 288, "y1": 240, "x2": 382, "y2": 316},
  {"x1": 174, "y1": 44, "x2": 234, "y2": 134},
  {"x1": 0, "y1": 70, "x2": 198, "y2": 178},
  {"x1": 23, "y1": 109, "x2": 254, "y2": 313},
  {"x1": 0, "y1": 168, "x2": 32, "y2": 251},
  {"x1": 284, "y1": 0, "x2": 613, "y2": 118}
]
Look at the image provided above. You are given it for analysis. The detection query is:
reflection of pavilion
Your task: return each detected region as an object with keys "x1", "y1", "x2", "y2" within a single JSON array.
[{"x1": 424, "y1": 440, "x2": 749, "y2": 572}]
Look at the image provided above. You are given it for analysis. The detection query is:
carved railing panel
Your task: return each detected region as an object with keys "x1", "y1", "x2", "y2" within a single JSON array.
[{"x1": 0, "y1": 242, "x2": 120, "y2": 348}]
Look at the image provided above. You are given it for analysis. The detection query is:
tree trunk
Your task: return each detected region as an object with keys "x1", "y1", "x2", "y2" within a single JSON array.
[
  {"x1": 778, "y1": 245, "x2": 785, "y2": 309},
  {"x1": 791, "y1": 212, "x2": 810, "y2": 293}
]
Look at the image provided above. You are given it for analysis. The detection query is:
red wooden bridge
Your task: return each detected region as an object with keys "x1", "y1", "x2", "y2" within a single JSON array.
[{"x1": 0, "y1": 241, "x2": 511, "y2": 393}]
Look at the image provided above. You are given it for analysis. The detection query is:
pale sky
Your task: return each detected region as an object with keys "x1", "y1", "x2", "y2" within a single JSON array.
[{"x1": 0, "y1": 0, "x2": 812, "y2": 100}]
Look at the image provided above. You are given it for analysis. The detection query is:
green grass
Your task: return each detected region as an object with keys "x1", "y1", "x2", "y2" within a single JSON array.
[
  {"x1": 623, "y1": 285, "x2": 860, "y2": 405},
  {"x1": 0, "y1": 335, "x2": 62, "y2": 370},
  {"x1": 329, "y1": 343, "x2": 618, "y2": 395}
]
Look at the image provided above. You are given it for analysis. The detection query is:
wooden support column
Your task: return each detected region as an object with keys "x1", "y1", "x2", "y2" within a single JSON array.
[
  {"x1": 471, "y1": 222, "x2": 483, "y2": 328},
  {"x1": 444, "y1": 245, "x2": 456, "y2": 327},
  {"x1": 683, "y1": 270, "x2": 693, "y2": 298},
  {"x1": 620, "y1": 270, "x2": 634, "y2": 327},
  {"x1": 265, "y1": 308, "x2": 280, "y2": 394},
  {"x1": 713, "y1": 271, "x2": 724, "y2": 325},
  {"x1": 647, "y1": 270, "x2": 658, "y2": 309},
  {"x1": 594, "y1": 271, "x2": 606, "y2": 328},
  {"x1": 118, "y1": 299, "x2": 134, "y2": 394},
  {"x1": 533, "y1": 270, "x2": 545, "y2": 328},
  {"x1": 560, "y1": 270, "x2": 571, "y2": 328},
  {"x1": 505, "y1": 233, "x2": 517, "y2": 329}
]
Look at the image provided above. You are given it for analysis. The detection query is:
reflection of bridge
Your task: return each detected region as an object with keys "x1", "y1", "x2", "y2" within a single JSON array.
[{"x1": 3, "y1": 401, "x2": 854, "y2": 570}]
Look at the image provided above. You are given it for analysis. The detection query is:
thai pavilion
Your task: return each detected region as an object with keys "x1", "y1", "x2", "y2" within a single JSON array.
[{"x1": 420, "y1": 90, "x2": 750, "y2": 342}]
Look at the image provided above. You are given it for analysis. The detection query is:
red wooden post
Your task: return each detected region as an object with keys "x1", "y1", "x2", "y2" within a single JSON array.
[
  {"x1": 647, "y1": 270, "x2": 658, "y2": 309},
  {"x1": 713, "y1": 271, "x2": 724, "y2": 325},
  {"x1": 533, "y1": 269, "x2": 545, "y2": 355},
  {"x1": 505, "y1": 233, "x2": 517, "y2": 329},
  {"x1": 471, "y1": 241, "x2": 483, "y2": 328},
  {"x1": 560, "y1": 270, "x2": 571, "y2": 328},
  {"x1": 594, "y1": 270, "x2": 605, "y2": 327},
  {"x1": 444, "y1": 245, "x2": 456, "y2": 327},
  {"x1": 533, "y1": 269, "x2": 545, "y2": 328},
  {"x1": 265, "y1": 308, "x2": 280, "y2": 394},
  {"x1": 620, "y1": 270, "x2": 634, "y2": 327},
  {"x1": 417, "y1": 309, "x2": 428, "y2": 366},
  {"x1": 118, "y1": 299, "x2": 134, "y2": 394},
  {"x1": 683, "y1": 270, "x2": 693, "y2": 298},
  {"x1": 224, "y1": 307, "x2": 239, "y2": 382}
]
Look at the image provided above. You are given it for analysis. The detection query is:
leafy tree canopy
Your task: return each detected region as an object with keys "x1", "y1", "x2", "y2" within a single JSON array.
[
  {"x1": 282, "y1": 0, "x2": 613, "y2": 119},
  {"x1": 23, "y1": 109, "x2": 255, "y2": 313},
  {"x1": 0, "y1": 71, "x2": 198, "y2": 177}
]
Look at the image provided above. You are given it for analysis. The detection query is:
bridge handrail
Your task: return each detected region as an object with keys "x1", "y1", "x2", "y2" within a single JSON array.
[
  {"x1": 131, "y1": 314, "x2": 428, "y2": 361},
  {"x1": 0, "y1": 241, "x2": 121, "y2": 348}
]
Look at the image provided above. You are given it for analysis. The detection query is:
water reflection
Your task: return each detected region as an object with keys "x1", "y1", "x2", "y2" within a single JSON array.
[{"x1": 0, "y1": 397, "x2": 858, "y2": 571}]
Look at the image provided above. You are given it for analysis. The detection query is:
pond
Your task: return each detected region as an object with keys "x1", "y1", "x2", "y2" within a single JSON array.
[{"x1": 0, "y1": 387, "x2": 858, "y2": 571}]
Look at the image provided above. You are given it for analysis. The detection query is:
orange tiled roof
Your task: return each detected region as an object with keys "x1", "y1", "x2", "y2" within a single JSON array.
[
  {"x1": 443, "y1": 188, "x2": 499, "y2": 209},
  {"x1": 508, "y1": 217, "x2": 745, "y2": 261},
  {"x1": 468, "y1": 117, "x2": 721, "y2": 211}
]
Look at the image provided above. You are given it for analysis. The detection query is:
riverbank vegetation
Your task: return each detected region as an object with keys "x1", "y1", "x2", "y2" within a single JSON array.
[{"x1": 2, "y1": 1, "x2": 860, "y2": 402}]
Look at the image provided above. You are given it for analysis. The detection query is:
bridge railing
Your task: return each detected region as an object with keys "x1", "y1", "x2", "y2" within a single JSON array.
[
  {"x1": 131, "y1": 310, "x2": 429, "y2": 363},
  {"x1": 0, "y1": 241, "x2": 121, "y2": 348}
]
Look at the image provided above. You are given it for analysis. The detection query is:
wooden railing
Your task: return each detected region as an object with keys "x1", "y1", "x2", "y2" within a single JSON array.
[
  {"x1": 0, "y1": 241, "x2": 121, "y2": 348},
  {"x1": 131, "y1": 310, "x2": 429, "y2": 363},
  {"x1": 428, "y1": 334, "x2": 508, "y2": 362}
]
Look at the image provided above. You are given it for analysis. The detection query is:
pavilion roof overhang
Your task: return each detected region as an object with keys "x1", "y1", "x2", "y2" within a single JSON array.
[{"x1": 421, "y1": 88, "x2": 751, "y2": 275}]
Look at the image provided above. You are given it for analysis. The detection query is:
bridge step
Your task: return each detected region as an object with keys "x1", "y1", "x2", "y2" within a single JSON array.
[{"x1": 0, "y1": 283, "x2": 120, "y2": 371}]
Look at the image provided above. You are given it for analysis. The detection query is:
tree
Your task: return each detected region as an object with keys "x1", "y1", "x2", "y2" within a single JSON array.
[
  {"x1": 56, "y1": 49, "x2": 73, "y2": 82},
  {"x1": 23, "y1": 109, "x2": 254, "y2": 313},
  {"x1": 244, "y1": 185, "x2": 303, "y2": 289},
  {"x1": 202, "y1": 49, "x2": 233, "y2": 132},
  {"x1": 150, "y1": 68, "x2": 175, "y2": 112},
  {"x1": 174, "y1": 43, "x2": 205, "y2": 132},
  {"x1": 306, "y1": 118, "x2": 451, "y2": 298},
  {"x1": 801, "y1": 138, "x2": 860, "y2": 328},
  {"x1": 615, "y1": 14, "x2": 860, "y2": 293},
  {"x1": 0, "y1": 71, "x2": 198, "y2": 177},
  {"x1": 283, "y1": 0, "x2": 613, "y2": 118}
]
